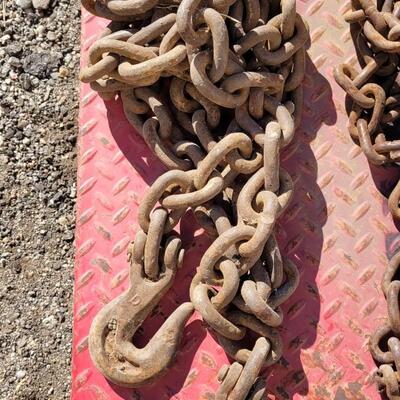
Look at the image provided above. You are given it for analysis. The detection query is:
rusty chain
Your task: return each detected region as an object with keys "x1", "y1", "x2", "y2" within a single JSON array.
[
  {"x1": 81, "y1": 0, "x2": 308, "y2": 397},
  {"x1": 334, "y1": 1, "x2": 400, "y2": 398}
]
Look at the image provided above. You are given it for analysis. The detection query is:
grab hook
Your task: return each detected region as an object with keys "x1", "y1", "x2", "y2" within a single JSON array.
[{"x1": 88, "y1": 226, "x2": 194, "y2": 387}]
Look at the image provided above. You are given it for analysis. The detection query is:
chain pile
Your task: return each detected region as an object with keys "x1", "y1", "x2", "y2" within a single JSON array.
[
  {"x1": 334, "y1": 1, "x2": 400, "y2": 398},
  {"x1": 81, "y1": 0, "x2": 308, "y2": 397}
]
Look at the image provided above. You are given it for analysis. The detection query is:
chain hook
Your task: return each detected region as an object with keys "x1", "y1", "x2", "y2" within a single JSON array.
[{"x1": 88, "y1": 227, "x2": 194, "y2": 387}]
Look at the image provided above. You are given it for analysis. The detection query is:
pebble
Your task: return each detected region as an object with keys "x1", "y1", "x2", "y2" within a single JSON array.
[
  {"x1": 15, "y1": 0, "x2": 32, "y2": 9},
  {"x1": 0, "y1": 35, "x2": 11, "y2": 45},
  {"x1": 0, "y1": 156, "x2": 8, "y2": 167},
  {"x1": 17, "y1": 120, "x2": 29, "y2": 130},
  {"x1": 58, "y1": 66, "x2": 69, "y2": 78},
  {"x1": 42, "y1": 316, "x2": 57, "y2": 329},
  {"x1": 57, "y1": 216, "x2": 69, "y2": 226},
  {"x1": 8, "y1": 57, "x2": 21, "y2": 68},
  {"x1": 21, "y1": 77, "x2": 32, "y2": 91},
  {"x1": 36, "y1": 25, "x2": 46, "y2": 36},
  {"x1": 16, "y1": 370, "x2": 26, "y2": 379},
  {"x1": 9, "y1": 71, "x2": 19, "y2": 80},
  {"x1": 22, "y1": 51, "x2": 63, "y2": 78},
  {"x1": 63, "y1": 231, "x2": 74, "y2": 242},
  {"x1": 5, "y1": 44, "x2": 23, "y2": 56},
  {"x1": 46, "y1": 31, "x2": 56, "y2": 41},
  {"x1": 32, "y1": 0, "x2": 51, "y2": 9},
  {"x1": 52, "y1": 263, "x2": 61, "y2": 271}
]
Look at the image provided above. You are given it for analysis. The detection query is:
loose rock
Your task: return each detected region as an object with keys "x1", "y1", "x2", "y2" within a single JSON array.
[
  {"x1": 16, "y1": 370, "x2": 26, "y2": 379},
  {"x1": 42, "y1": 316, "x2": 57, "y2": 329},
  {"x1": 22, "y1": 52, "x2": 63, "y2": 78},
  {"x1": 15, "y1": 0, "x2": 32, "y2": 9},
  {"x1": 32, "y1": 0, "x2": 51, "y2": 9},
  {"x1": 5, "y1": 44, "x2": 23, "y2": 56}
]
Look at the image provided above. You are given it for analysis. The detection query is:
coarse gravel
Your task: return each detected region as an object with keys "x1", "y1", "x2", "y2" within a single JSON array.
[{"x1": 0, "y1": 0, "x2": 80, "y2": 399}]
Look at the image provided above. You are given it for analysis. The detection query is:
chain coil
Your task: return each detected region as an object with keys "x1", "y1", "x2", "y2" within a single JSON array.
[{"x1": 81, "y1": 0, "x2": 308, "y2": 397}]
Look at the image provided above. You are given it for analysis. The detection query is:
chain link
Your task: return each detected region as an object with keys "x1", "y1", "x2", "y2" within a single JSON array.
[{"x1": 82, "y1": 0, "x2": 307, "y2": 397}]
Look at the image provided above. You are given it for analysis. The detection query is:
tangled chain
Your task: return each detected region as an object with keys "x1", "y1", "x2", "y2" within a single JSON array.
[
  {"x1": 81, "y1": 0, "x2": 308, "y2": 397},
  {"x1": 334, "y1": 1, "x2": 400, "y2": 398}
]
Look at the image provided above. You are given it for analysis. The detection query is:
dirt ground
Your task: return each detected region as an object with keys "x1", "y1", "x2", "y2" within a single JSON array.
[{"x1": 0, "y1": 0, "x2": 80, "y2": 398}]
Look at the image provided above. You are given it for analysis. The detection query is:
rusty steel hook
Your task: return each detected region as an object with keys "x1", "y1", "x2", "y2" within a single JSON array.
[{"x1": 88, "y1": 230, "x2": 194, "y2": 387}]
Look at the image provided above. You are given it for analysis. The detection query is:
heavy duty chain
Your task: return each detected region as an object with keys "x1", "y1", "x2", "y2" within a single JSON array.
[
  {"x1": 80, "y1": 0, "x2": 308, "y2": 397},
  {"x1": 334, "y1": 1, "x2": 400, "y2": 398}
]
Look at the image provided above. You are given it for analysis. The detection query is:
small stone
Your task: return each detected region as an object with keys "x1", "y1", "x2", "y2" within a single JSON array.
[
  {"x1": 69, "y1": 186, "x2": 76, "y2": 198},
  {"x1": 8, "y1": 57, "x2": 21, "y2": 68},
  {"x1": 42, "y1": 316, "x2": 57, "y2": 329},
  {"x1": 22, "y1": 51, "x2": 62, "y2": 78},
  {"x1": 15, "y1": 0, "x2": 32, "y2": 8},
  {"x1": 17, "y1": 120, "x2": 29, "y2": 130},
  {"x1": 31, "y1": 77, "x2": 39, "y2": 88},
  {"x1": 58, "y1": 66, "x2": 69, "y2": 78},
  {"x1": 36, "y1": 25, "x2": 46, "y2": 36},
  {"x1": 16, "y1": 370, "x2": 26, "y2": 379},
  {"x1": 46, "y1": 31, "x2": 56, "y2": 41},
  {"x1": 50, "y1": 191, "x2": 64, "y2": 205},
  {"x1": 9, "y1": 71, "x2": 19, "y2": 80},
  {"x1": 5, "y1": 44, "x2": 23, "y2": 56},
  {"x1": 32, "y1": 0, "x2": 50, "y2": 9},
  {"x1": 57, "y1": 216, "x2": 68, "y2": 226},
  {"x1": 0, "y1": 155, "x2": 8, "y2": 165},
  {"x1": 17, "y1": 337, "x2": 27, "y2": 349},
  {"x1": 52, "y1": 263, "x2": 61, "y2": 271},
  {"x1": 63, "y1": 231, "x2": 74, "y2": 242},
  {"x1": 19, "y1": 73, "x2": 32, "y2": 90},
  {"x1": 1, "y1": 64, "x2": 11, "y2": 77},
  {"x1": 0, "y1": 35, "x2": 11, "y2": 45}
]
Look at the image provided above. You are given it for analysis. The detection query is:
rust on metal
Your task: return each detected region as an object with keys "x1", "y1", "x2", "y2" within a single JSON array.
[
  {"x1": 81, "y1": 0, "x2": 307, "y2": 396},
  {"x1": 335, "y1": 2, "x2": 400, "y2": 398}
]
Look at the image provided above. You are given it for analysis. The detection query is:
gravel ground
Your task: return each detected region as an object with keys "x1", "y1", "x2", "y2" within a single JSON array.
[{"x1": 0, "y1": 0, "x2": 80, "y2": 399}]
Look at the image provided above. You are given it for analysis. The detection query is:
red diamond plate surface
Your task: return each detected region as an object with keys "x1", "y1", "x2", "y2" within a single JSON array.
[{"x1": 72, "y1": 2, "x2": 400, "y2": 399}]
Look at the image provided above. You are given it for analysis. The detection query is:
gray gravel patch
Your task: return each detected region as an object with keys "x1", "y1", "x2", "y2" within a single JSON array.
[{"x1": 0, "y1": 0, "x2": 80, "y2": 399}]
